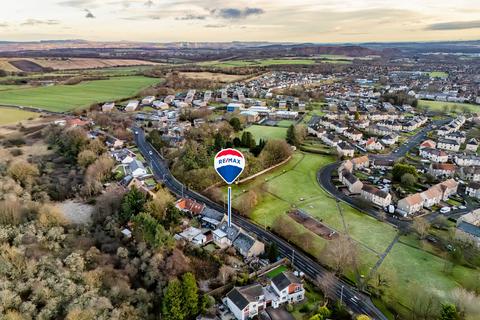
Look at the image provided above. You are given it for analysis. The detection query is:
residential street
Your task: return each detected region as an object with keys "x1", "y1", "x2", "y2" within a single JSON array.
[{"x1": 133, "y1": 126, "x2": 388, "y2": 320}]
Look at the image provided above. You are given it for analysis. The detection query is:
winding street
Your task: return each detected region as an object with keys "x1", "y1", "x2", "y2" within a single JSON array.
[
  {"x1": 316, "y1": 118, "x2": 470, "y2": 230},
  {"x1": 133, "y1": 126, "x2": 388, "y2": 320}
]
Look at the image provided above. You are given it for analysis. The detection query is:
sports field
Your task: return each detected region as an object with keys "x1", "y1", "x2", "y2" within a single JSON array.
[
  {"x1": 0, "y1": 108, "x2": 39, "y2": 125},
  {"x1": 419, "y1": 99, "x2": 479, "y2": 113},
  {"x1": 244, "y1": 125, "x2": 287, "y2": 142},
  {"x1": 229, "y1": 151, "x2": 480, "y2": 316},
  {"x1": 0, "y1": 76, "x2": 161, "y2": 112}
]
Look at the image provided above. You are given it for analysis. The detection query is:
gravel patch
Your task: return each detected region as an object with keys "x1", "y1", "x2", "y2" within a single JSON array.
[{"x1": 58, "y1": 200, "x2": 94, "y2": 224}]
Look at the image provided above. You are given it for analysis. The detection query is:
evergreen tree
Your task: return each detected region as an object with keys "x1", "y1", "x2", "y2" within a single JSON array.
[
  {"x1": 120, "y1": 186, "x2": 147, "y2": 222},
  {"x1": 286, "y1": 124, "x2": 297, "y2": 146},
  {"x1": 250, "y1": 139, "x2": 266, "y2": 157},
  {"x1": 182, "y1": 272, "x2": 199, "y2": 318},
  {"x1": 229, "y1": 117, "x2": 242, "y2": 132},
  {"x1": 439, "y1": 304, "x2": 459, "y2": 320},
  {"x1": 213, "y1": 133, "x2": 226, "y2": 152},
  {"x1": 233, "y1": 137, "x2": 242, "y2": 147},
  {"x1": 162, "y1": 278, "x2": 185, "y2": 320},
  {"x1": 241, "y1": 131, "x2": 256, "y2": 149}
]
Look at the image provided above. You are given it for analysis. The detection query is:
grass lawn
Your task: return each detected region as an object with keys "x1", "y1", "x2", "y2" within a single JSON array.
[
  {"x1": 428, "y1": 71, "x2": 448, "y2": 78},
  {"x1": 244, "y1": 125, "x2": 287, "y2": 142},
  {"x1": 266, "y1": 265, "x2": 288, "y2": 278},
  {"x1": 0, "y1": 108, "x2": 39, "y2": 125},
  {"x1": 276, "y1": 120, "x2": 296, "y2": 128},
  {"x1": 0, "y1": 76, "x2": 161, "y2": 112},
  {"x1": 418, "y1": 100, "x2": 479, "y2": 113},
  {"x1": 228, "y1": 151, "x2": 480, "y2": 315},
  {"x1": 199, "y1": 59, "x2": 316, "y2": 68}
]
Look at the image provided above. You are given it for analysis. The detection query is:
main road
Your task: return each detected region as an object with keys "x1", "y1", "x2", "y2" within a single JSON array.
[{"x1": 133, "y1": 126, "x2": 388, "y2": 320}]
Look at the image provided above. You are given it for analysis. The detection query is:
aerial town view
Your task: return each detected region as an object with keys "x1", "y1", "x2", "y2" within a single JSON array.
[{"x1": 0, "y1": 1, "x2": 479, "y2": 320}]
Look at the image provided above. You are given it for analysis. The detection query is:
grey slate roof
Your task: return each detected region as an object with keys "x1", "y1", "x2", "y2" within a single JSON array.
[
  {"x1": 233, "y1": 231, "x2": 255, "y2": 254},
  {"x1": 271, "y1": 271, "x2": 301, "y2": 291},
  {"x1": 218, "y1": 221, "x2": 241, "y2": 241},
  {"x1": 227, "y1": 284, "x2": 264, "y2": 310}
]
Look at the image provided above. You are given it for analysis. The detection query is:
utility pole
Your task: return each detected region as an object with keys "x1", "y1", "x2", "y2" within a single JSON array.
[
  {"x1": 340, "y1": 285, "x2": 344, "y2": 305},
  {"x1": 292, "y1": 249, "x2": 295, "y2": 267}
]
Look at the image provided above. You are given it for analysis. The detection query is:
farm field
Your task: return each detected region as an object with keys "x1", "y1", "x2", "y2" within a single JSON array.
[
  {"x1": 419, "y1": 99, "x2": 479, "y2": 113},
  {"x1": 0, "y1": 76, "x2": 161, "y2": 112},
  {"x1": 244, "y1": 125, "x2": 287, "y2": 142},
  {"x1": 0, "y1": 57, "x2": 157, "y2": 72},
  {"x1": 229, "y1": 151, "x2": 480, "y2": 316},
  {"x1": 428, "y1": 71, "x2": 448, "y2": 78},
  {"x1": 177, "y1": 71, "x2": 250, "y2": 83},
  {"x1": 0, "y1": 108, "x2": 39, "y2": 125},
  {"x1": 199, "y1": 59, "x2": 316, "y2": 68}
]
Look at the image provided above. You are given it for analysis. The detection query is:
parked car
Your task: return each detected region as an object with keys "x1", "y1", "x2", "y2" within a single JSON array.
[{"x1": 440, "y1": 207, "x2": 451, "y2": 214}]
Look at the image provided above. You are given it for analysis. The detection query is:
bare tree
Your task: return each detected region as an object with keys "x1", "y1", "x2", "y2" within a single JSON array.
[
  {"x1": 413, "y1": 216, "x2": 430, "y2": 240},
  {"x1": 321, "y1": 235, "x2": 358, "y2": 275}
]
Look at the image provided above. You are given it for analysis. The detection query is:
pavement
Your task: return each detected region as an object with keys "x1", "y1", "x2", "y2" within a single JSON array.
[{"x1": 133, "y1": 126, "x2": 388, "y2": 320}]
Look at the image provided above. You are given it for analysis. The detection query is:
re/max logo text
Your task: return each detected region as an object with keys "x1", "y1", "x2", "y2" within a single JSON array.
[{"x1": 217, "y1": 158, "x2": 241, "y2": 165}]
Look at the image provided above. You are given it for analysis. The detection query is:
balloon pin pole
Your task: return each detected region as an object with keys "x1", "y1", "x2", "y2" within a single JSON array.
[{"x1": 228, "y1": 186, "x2": 232, "y2": 227}]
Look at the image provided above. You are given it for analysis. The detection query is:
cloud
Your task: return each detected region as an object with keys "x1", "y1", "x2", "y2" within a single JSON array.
[
  {"x1": 0, "y1": 22, "x2": 8, "y2": 28},
  {"x1": 204, "y1": 24, "x2": 226, "y2": 28},
  {"x1": 58, "y1": 0, "x2": 96, "y2": 7},
  {"x1": 175, "y1": 14, "x2": 207, "y2": 21},
  {"x1": 85, "y1": 9, "x2": 95, "y2": 18},
  {"x1": 21, "y1": 19, "x2": 60, "y2": 26},
  {"x1": 211, "y1": 7, "x2": 265, "y2": 20},
  {"x1": 426, "y1": 20, "x2": 480, "y2": 30},
  {"x1": 145, "y1": 0, "x2": 154, "y2": 7}
]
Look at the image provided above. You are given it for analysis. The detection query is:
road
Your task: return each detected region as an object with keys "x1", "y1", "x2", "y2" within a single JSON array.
[
  {"x1": 0, "y1": 104, "x2": 64, "y2": 115},
  {"x1": 133, "y1": 126, "x2": 388, "y2": 320}
]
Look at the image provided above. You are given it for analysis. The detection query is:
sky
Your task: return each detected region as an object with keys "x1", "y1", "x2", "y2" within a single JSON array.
[{"x1": 0, "y1": 0, "x2": 479, "y2": 43}]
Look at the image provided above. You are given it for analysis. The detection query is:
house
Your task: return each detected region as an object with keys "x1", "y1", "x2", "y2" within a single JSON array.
[
  {"x1": 225, "y1": 272, "x2": 304, "y2": 320},
  {"x1": 419, "y1": 140, "x2": 436, "y2": 149},
  {"x1": 439, "y1": 178, "x2": 459, "y2": 200},
  {"x1": 232, "y1": 231, "x2": 264, "y2": 258},
  {"x1": 437, "y1": 138, "x2": 460, "y2": 152},
  {"x1": 175, "y1": 198, "x2": 205, "y2": 216},
  {"x1": 322, "y1": 134, "x2": 342, "y2": 147},
  {"x1": 214, "y1": 221, "x2": 240, "y2": 247},
  {"x1": 419, "y1": 148, "x2": 448, "y2": 163},
  {"x1": 128, "y1": 160, "x2": 147, "y2": 177},
  {"x1": 365, "y1": 138, "x2": 384, "y2": 151},
  {"x1": 336, "y1": 141, "x2": 355, "y2": 158},
  {"x1": 397, "y1": 193, "x2": 424, "y2": 215},
  {"x1": 102, "y1": 102, "x2": 115, "y2": 112},
  {"x1": 153, "y1": 100, "x2": 169, "y2": 110},
  {"x1": 454, "y1": 154, "x2": 480, "y2": 166},
  {"x1": 381, "y1": 133, "x2": 399, "y2": 146},
  {"x1": 360, "y1": 184, "x2": 392, "y2": 207},
  {"x1": 177, "y1": 226, "x2": 203, "y2": 243},
  {"x1": 429, "y1": 163, "x2": 456, "y2": 177},
  {"x1": 466, "y1": 182, "x2": 480, "y2": 199},
  {"x1": 66, "y1": 118, "x2": 89, "y2": 128},
  {"x1": 344, "y1": 128, "x2": 363, "y2": 141},
  {"x1": 142, "y1": 96, "x2": 156, "y2": 105},
  {"x1": 459, "y1": 166, "x2": 480, "y2": 182},
  {"x1": 421, "y1": 186, "x2": 443, "y2": 208},
  {"x1": 340, "y1": 170, "x2": 363, "y2": 194},
  {"x1": 240, "y1": 110, "x2": 260, "y2": 123},
  {"x1": 444, "y1": 131, "x2": 466, "y2": 144},
  {"x1": 201, "y1": 208, "x2": 225, "y2": 229},
  {"x1": 332, "y1": 121, "x2": 348, "y2": 134},
  {"x1": 466, "y1": 138, "x2": 479, "y2": 152},
  {"x1": 352, "y1": 155, "x2": 369, "y2": 170},
  {"x1": 455, "y1": 210, "x2": 480, "y2": 248},
  {"x1": 125, "y1": 100, "x2": 140, "y2": 112},
  {"x1": 338, "y1": 160, "x2": 353, "y2": 179},
  {"x1": 371, "y1": 158, "x2": 394, "y2": 170},
  {"x1": 112, "y1": 149, "x2": 136, "y2": 164},
  {"x1": 106, "y1": 136, "x2": 124, "y2": 149}
]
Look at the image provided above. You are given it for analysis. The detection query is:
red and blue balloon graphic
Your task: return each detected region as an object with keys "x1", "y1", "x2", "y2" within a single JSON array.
[{"x1": 214, "y1": 148, "x2": 245, "y2": 184}]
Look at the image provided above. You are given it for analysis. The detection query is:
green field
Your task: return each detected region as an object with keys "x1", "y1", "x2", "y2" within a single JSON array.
[
  {"x1": 229, "y1": 151, "x2": 480, "y2": 316},
  {"x1": 0, "y1": 108, "x2": 39, "y2": 125},
  {"x1": 244, "y1": 125, "x2": 287, "y2": 142},
  {"x1": 428, "y1": 71, "x2": 448, "y2": 78},
  {"x1": 419, "y1": 100, "x2": 479, "y2": 113},
  {"x1": 200, "y1": 59, "x2": 316, "y2": 68},
  {"x1": 0, "y1": 76, "x2": 161, "y2": 112},
  {"x1": 276, "y1": 120, "x2": 296, "y2": 128}
]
